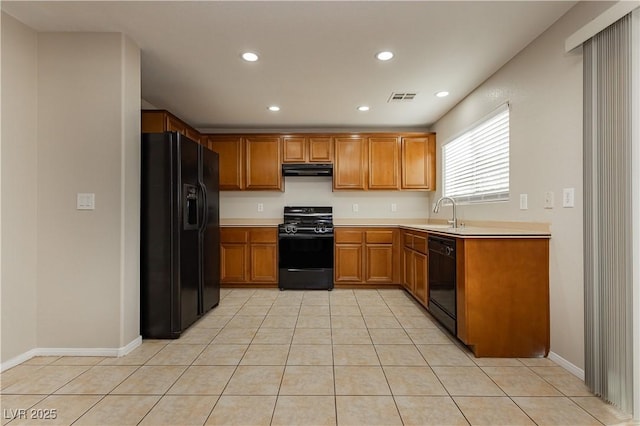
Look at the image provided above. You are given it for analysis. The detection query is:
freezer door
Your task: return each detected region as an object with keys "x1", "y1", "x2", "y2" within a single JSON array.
[
  {"x1": 201, "y1": 146, "x2": 220, "y2": 312},
  {"x1": 179, "y1": 135, "x2": 201, "y2": 330}
]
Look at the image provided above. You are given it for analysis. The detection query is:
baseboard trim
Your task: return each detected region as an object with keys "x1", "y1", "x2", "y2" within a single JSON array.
[
  {"x1": 548, "y1": 351, "x2": 585, "y2": 380},
  {"x1": 118, "y1": 336, "x2": 142, "y2": 357},
  {"x1": 0, "y1": 336, "x2": 142, "y2": 372},
  {"x1": 0, "y1": 348, "x2": 40, "y2": 373}
]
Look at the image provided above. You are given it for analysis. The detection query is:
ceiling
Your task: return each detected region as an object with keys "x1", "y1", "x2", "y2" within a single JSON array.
[{"x1": 2, "y1": 1, "x2": 576, "y2": 131}]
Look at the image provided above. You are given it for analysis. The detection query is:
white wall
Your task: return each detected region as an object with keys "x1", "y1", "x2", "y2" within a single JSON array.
[
  {"x1": 430, "y1": 1, "x2": 613, "y2": 371},
  {"x1": 0, "y1": 20, "x2": 141, "y2": 365},
  {"x1": 221, "y1": 177, "x2": 431, "y2": 221},
  {"x1": 1, "y1": 13, "x2": 38, "y2": 362},
  {"x1": 121, "y1": 35, "x2": 141, "y2": 348},
  {"x1": 36, "y1": 32, "x2": 140, "y2": 350}
]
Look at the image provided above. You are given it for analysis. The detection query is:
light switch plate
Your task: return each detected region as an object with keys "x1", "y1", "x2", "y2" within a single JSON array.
[
  {"x1": 519, "y1": 194, "x2": 528, "y2": 210},
  {"x1": 391, "y1": 203, "x2": 397, "y2": 212},
  {"x1": 77, "y1": 193, "x2": 95, "y2": 210},
  {"x1": 544, "y1": 191, "x2": 554, "y2": 209},
  {"x1": 562, "y1": 188, "x2": 575, "y2": 208},
  {"x1": 352, "y1": 203, "x2": 359, "y2": 212}
]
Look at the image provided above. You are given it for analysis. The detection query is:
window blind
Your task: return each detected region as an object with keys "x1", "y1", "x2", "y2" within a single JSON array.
[{"x1": 443, "y1": 104, "x2": 510, "y2": 203}]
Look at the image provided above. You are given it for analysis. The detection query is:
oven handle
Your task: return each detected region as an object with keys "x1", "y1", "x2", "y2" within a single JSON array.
[{"x1": 284, "y1": 268, "x2": 332, "y2": 272}]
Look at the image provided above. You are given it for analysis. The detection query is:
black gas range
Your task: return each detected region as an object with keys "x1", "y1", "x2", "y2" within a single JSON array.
[{"x1": 278, "y1": 206, "x2": 334, "y2": 290}]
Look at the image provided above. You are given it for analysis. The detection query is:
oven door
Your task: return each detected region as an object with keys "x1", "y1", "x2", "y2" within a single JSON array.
[{"x1": 278, "y1": 233, "x2": 334, "y2": 290}]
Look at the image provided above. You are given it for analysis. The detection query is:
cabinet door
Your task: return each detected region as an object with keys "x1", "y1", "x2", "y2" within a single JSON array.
[
  {"x1": 250, "y1": 244, "x2": 278, "y2": 282},
  {"x1": 309, "y1": 137, "x2": 333, "y2": 163},
  {"x1": 401, "y1": 136, "x2": 436, "y2": 190},
  {"x1": 335, "y1": 244, "x2": 363, "y2": 282},
  {"x1": 166, "y1": 115, "x2": 187, "y2": 134},
  {"x1": 141, "y1": 110, "x2": 167, "y2": 133},
  {"x1": 209, "y1": 136, "x2": 244, "y2": 190},
  {"x1": 246, "y1": 137, "x2": 282, "y2": 190},
  {"x1": 366, "y1": 244, "x2": 394, "y2": 283},
  {"x1": 220, "y1": 243, "x2": 247, "y2": 283},
  {"x1": 403, "y1": 247, "x2": 415, "y2": 293},
  {"x1": 414, "y1": 251, "x2": 428, "y2": 304},
  {"x1": 185, "y1": 127, "x2": 201, "y2": 145},
  {"x1": 282, "y1": 137, "x2": 306, "y2": 163},
  {"x1": 334, "y1": 137, "x2": 367, "y2": 190},
  {"x1": 368, "y1": 137, "x2": 400, "y2": 189}
]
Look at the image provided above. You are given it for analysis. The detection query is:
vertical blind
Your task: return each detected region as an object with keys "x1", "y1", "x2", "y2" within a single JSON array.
[
  {"x1": 443, "y1": 104, "x2": 510, "y2": 203},
  {"x1": 583, "y1": 10, "x2": 636, "y2": 416}
]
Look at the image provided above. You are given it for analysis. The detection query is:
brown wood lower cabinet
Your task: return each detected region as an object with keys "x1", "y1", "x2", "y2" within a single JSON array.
[
  {"x1": 220, "y1": 227, "x2": 278, "y2": 286},
  {"x1": 456, "y1": 237, "x2": 550, "y2": 358},
  {"x1": 401, "y1": 230, "x2": 428, "y2": 306},
  {"x1": 400, "y1": 228, "x2": 550, "y2": 358},
  {"x1": 334, "y1": 228, "x2": 399, "y2": 286}
]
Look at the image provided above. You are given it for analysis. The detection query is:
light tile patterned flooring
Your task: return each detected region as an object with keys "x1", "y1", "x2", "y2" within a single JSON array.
[{"x1": 1, "y1": 288, "x2": 633, "y2": 425}]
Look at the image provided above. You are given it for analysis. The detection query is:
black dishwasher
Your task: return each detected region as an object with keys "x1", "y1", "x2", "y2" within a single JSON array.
[{"x1": 428, "y1": 235, "x2": 457, "y2": 335}]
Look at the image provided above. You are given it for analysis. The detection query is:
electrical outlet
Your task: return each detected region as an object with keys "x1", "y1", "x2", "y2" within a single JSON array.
[
  {"x1": 391, "y1": 203, "x2": 397, "y2": 212},
  {"x1": 562, "y1": 188, "x2": 575, "y2": 208},
  {"x1": 519, "y1": 194, "x2": 528, "y2": 210},
  {"x1": 544, "y1": 191, "x2": 554, "y2": 209},
  {"x1": 257, "y1": 203, "x2": 264, "y2": 212},
  {"x1": 352, "y1": 203, "x2": 359, "y2": 212}
]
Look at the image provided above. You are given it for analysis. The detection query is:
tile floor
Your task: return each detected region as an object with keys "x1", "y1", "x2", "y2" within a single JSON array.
[{"x1": 0, "y1": 288, "x2": 633, "y2": 425}]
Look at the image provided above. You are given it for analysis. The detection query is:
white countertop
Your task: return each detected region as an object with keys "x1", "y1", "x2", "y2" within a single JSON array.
[
  {"x1": 399, "y1": 224, "x2": 551, "y2": 238},
  {"x1": 220, "y1": 219, "x2": 551, "y2": 238}
]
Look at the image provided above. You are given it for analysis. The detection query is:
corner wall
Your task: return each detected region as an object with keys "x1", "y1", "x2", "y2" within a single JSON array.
[
  {"x1": 35, "y1": 32, "x2": 140, "y2": 350},
  {"x1": 1, "y1": 12, "x2": 38, "y2": 363},
  {"x1": 430, "y1": 1, "x2": 613, "y2": 372}
]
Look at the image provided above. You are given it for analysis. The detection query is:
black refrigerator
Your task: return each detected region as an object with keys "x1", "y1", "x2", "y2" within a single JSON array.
[{"x1": 140, "y1": 132, "x2": 220, "y2": 339}]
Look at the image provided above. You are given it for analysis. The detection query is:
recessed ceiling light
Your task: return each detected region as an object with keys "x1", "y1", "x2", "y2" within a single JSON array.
[
  {"x1": 435, "y1": 91, "x2": 450, "y2": 98},
  {"x1": 376, "y1": 51, "x2": 394, "y2": 61},
  {"x1": 241, "y1": 52, "x2": 259, "y2": 62},
  {"x1": 357, "y1": 106, "x2": 370, "y2": 112},
  {"x1": 268, "y1": 105, "x2": 280, "y2": 112}
]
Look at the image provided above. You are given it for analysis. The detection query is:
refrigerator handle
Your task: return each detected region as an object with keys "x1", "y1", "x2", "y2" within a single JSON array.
[{"x1": 199, "y1": 181, "x2": 208, "y2": 232}]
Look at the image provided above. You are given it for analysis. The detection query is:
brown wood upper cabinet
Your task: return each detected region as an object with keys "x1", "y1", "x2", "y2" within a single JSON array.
[
  {"x1": 207, "y1": 135, "x2": 244, "y2": 190},
  {"x1": 401, "y1": 135, "x2": 436, "y2": 190},
  {"x1": 333, "y1": 137, "x2": 367, "y2": 190},
  {"x1": 333, "y1": 133, "x2": 435, "y2": 191},
  {"x1": 141, "y1": 110, "x2": 203, "y2": 145},
  {"x1": 283, "y1": 136, "x2": 333, "y2": 163},
  {"x1": 142, "y1": 108, "x2": 435, "y2": 192},
  {"x1": 368, "y1": 137, "x2": 400, "y2": 190},
  {"x1": 245, "y1": 136, "x2": 282, "y2": 190},
  {"x1": 207, "y1": 135, "x2": 283, "y2": 191}
]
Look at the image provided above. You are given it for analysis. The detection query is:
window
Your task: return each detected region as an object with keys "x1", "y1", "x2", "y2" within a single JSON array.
[{"x1": 443, "y1": 104, "x2": 510, "y2": 203}]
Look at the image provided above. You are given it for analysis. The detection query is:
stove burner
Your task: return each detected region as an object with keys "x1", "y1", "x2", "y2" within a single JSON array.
[{"x1": 279, "y1": 206, "x2": 333, "y2": 236}]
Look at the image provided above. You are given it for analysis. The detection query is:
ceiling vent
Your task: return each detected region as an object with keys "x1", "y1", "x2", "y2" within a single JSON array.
[{"x1": 388, "y1": 92, "x2": 417, "y2": 102}]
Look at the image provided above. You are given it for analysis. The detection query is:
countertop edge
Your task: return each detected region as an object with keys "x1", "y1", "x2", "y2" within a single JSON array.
[{"x1": 219, "y1": 220, "x2": 551, "y2": 238}]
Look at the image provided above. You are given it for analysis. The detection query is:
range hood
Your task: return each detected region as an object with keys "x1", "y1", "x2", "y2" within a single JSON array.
[{"x1": 282, "y1": 163, "x2": 333, "y2": 177}]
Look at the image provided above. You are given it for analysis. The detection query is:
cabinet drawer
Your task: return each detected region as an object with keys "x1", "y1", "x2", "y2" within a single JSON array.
[
  {"x1": 250, "y1": 228, "x2": 277, "y2": 243},
  {"x1": 221, "y1": 228, "x2": 249, "y2": 243},
  {"x1": 365, "y1": 230, "x2": 394, "y2": 244},
  {"x1": 403, "y1": 232, "x2": 414, "y2": 249},
  {"x1": 413, "y1": 234, "x2": 427, "y2": 254},
  {"x1": 335, "y1": 230, "x2": 363, "y2": 244}
]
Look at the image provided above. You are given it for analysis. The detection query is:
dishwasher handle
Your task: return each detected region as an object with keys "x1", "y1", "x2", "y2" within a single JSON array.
[{"x1": 428, "y1": 236, "x2": 456, "y2": 257}]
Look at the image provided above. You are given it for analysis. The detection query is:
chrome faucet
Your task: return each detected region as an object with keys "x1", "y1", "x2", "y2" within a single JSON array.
[{"x1": 433, "y1": 196, "x2": 458, "y2": 228}]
